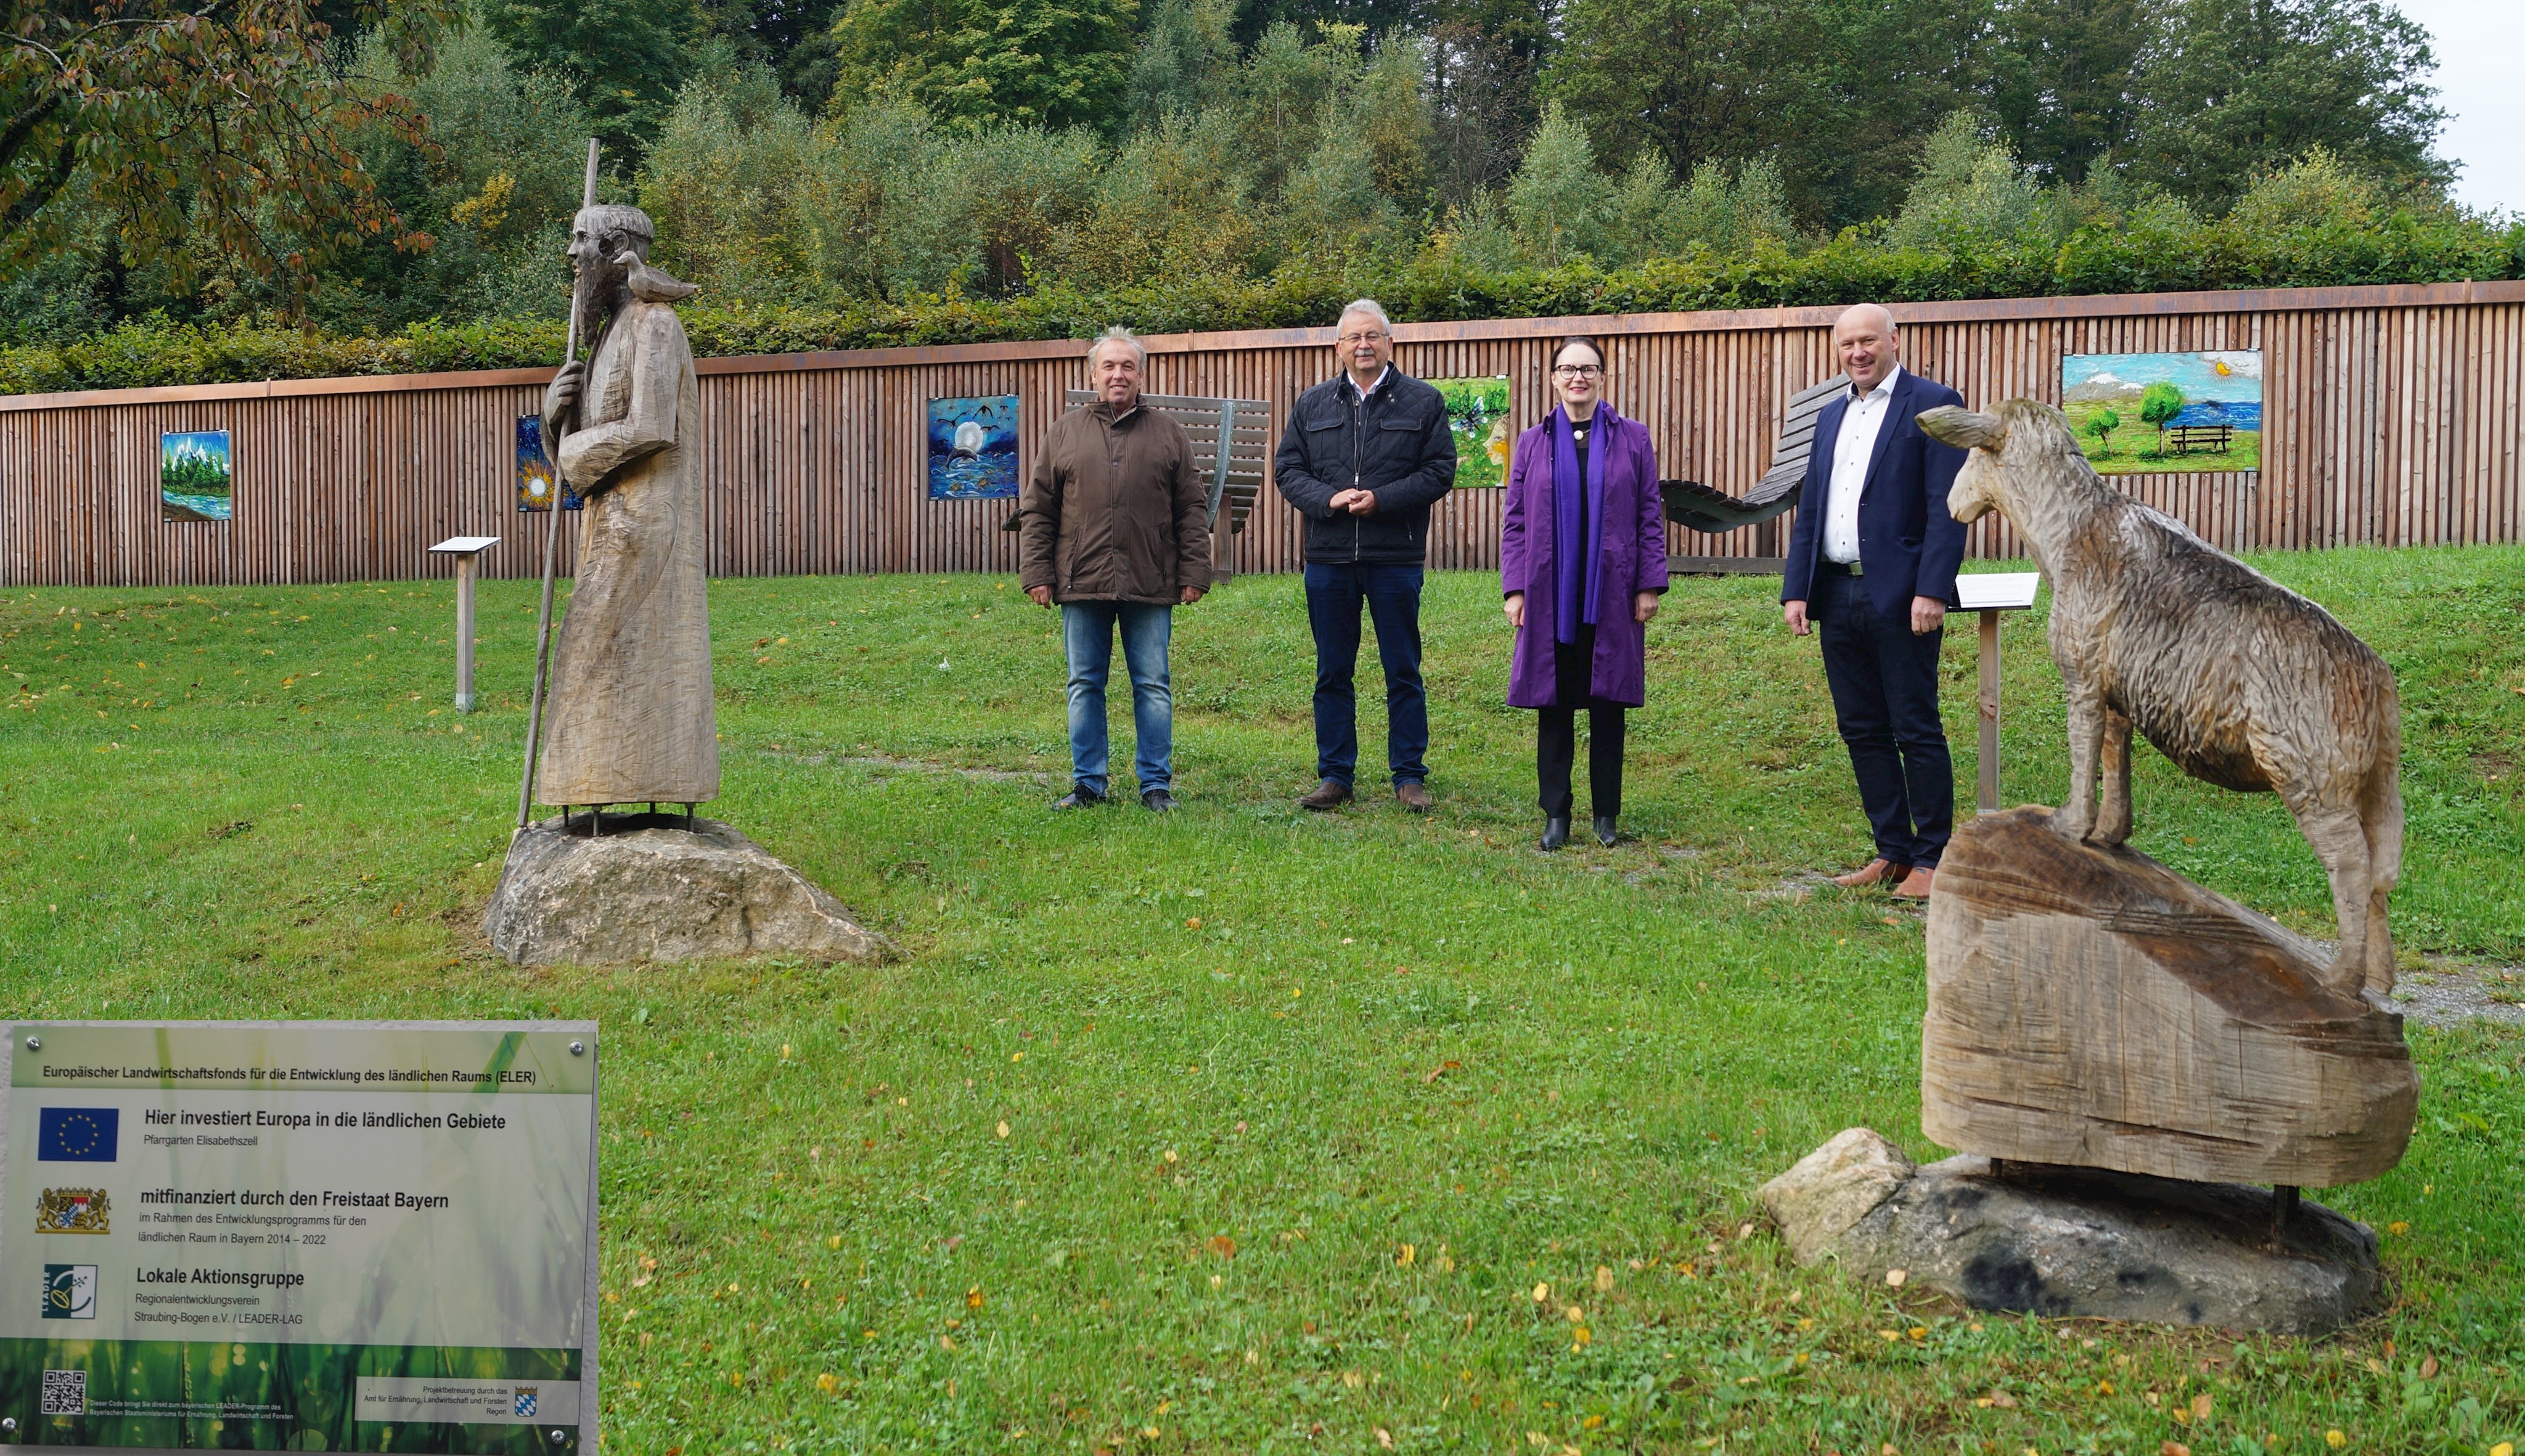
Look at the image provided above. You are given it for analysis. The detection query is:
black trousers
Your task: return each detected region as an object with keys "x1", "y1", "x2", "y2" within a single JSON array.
[
  {"x1": 1536, "y1": 624, "x2": 1626, "y2": 819},
  {"x1": 1812, "y1": 570, "x2": 1953, "y2": 867}
]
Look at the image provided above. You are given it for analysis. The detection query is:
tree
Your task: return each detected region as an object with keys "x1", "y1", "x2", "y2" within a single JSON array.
[
  {"x1": 1980, "y1": 0, "x2": 2146, "y2": 186},
  {"x1": 2125, "y1": 0, "x2": 2445, "y2": 208},
  {"x1": 1543, "y1": 0, "x2": 1992, "y2": 229},
  {"x1": 2138, "y1": 380, "x2": 2183, "y2": 452},
  {"x1": 1504, "y1": 100, "x2": 1605, "y2": 265},
  {"x1": 828, "y1": 0, "x2": 1139, "y2": 132},
  {"x1": 480, "y1": 0, "x2": 703, "y2": 156},
  {"x1": 2082, "y1": 404, "x2": 2121, "y2": 456},
  {"x1": 0, "y1": 0, "x2": 459, "y2": 291}
]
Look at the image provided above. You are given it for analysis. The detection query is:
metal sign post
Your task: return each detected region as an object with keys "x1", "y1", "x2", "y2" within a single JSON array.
[{"x1": 428, "y1": 536, "x2": 500, "y2": 713}]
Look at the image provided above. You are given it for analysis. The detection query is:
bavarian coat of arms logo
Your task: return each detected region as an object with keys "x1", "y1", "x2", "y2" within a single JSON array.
[{"x1": 37, "y1": 1188, "x2": 108, "y2": 1234}]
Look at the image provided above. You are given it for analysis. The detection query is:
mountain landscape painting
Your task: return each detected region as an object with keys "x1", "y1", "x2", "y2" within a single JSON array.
[
  {"x1": 2061, "y1": 351, "x2": 2261, "y2": 475},
  {"x1": 160, "y1": 430, "x2": 232, "y2": 521}
]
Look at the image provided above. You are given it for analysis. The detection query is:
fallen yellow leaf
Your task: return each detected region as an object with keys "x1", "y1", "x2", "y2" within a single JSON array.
[
  {"x1": 996, "y1": 1121, "x2": 1010, "y2": 1139},
  {"x1": 1594, "y1": 1265, "x2": 1614, "y2": 1291},
  {"x1": 816, "y1": 1373, "x2": 839, "y2": 1394},
  {"x1": 1886, "y1": 1268, "x2": 1908, "y2": 1287}
]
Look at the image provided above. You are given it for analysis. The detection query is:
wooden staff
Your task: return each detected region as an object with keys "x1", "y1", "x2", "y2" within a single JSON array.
[{"x1": 517, "y1": 137, "x2": 602, "y2": 833}]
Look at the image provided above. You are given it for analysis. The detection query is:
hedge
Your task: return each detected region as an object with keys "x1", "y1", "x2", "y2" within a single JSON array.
[{"x1": 7, "y1": 215, "x2": 2521, "y2": 396}]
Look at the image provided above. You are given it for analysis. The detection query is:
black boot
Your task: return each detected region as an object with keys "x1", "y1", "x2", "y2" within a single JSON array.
[
  {"x1": 1540, "y1": 815, "x2": 1570, "y2": 851},
  {"x1": 1594, "y1": 815, "x2": 1618, "y2": 847}
]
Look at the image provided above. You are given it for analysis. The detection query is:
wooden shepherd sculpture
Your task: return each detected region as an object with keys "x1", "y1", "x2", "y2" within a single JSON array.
[
  {"x1": 530, "y1": 200, "x2": 716, "y2": 823},
  {"x1": 1920, "y1": 400, "x2": 2404, "y2": 998}
]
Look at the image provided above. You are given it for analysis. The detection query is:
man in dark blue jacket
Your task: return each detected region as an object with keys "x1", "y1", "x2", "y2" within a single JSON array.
[
  {"x1": 1273, "y1": 299, "x2": 1457, "y2": 812},
  {"x1": 1780, "y1": 303, "x2": 1970, "y2": 898}
]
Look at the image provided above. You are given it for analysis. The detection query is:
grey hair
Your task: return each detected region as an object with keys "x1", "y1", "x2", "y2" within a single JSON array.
[
  {"x1": 1338, "y1": 298, "x2": 1393, "y2": 335},
  {"x1": 1089, "y1": 325, "x2": 1145, "y2": 368}
]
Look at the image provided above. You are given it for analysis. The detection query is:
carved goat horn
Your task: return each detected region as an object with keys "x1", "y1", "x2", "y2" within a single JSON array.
[{"x1": 1919, "y1": 406, "x2": 2007, "y2": 451}]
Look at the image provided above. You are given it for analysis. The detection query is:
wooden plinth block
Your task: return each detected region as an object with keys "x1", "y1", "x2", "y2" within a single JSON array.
[{"x1": 1923, "y1": 806, "x2": 2416, "y2": 1188}]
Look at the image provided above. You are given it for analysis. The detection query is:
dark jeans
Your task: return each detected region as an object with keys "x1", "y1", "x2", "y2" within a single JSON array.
[
  {"x1": 1813, "y1": 570, "x2": 1953, "y2": 868},
  {"x1": 1303, "y1": 562, "x2": 1428, "y2": 787},
  {"x1": 1536, "y1": 624, "x2": 1625, "y2": 817}
]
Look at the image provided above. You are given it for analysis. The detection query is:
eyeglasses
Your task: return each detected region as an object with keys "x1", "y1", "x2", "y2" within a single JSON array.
[
  {"x1": 1552, "y1": 364, "x2": 1602, "y2": 378},
  {"x1": 1339, "y1": 331, "x2": 1388, "y2": 346}
]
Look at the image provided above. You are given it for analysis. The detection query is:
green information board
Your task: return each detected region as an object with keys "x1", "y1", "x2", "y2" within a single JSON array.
[{"x1": 0, "y1": 1023, "x2": 598, "y2": 1452}]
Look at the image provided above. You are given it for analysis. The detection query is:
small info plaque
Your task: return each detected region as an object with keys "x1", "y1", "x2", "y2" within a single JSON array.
[{"x1": 0, "y1": 1022, "x2": 597, "y2": 1452}]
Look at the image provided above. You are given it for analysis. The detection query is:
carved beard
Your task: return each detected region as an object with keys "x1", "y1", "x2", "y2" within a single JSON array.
[{"x1": 570, "y1": 258, "x2": 629, "y2": 348}]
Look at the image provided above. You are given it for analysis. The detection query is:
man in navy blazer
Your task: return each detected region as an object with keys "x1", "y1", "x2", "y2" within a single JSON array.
[{"x1": 1780, "y1": 303, "x2": 1970, "y2": 899}]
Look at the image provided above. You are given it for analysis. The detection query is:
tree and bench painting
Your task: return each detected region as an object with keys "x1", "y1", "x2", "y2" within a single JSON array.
[{"x1": 2061, "y1": 351, "x2": 2262, "y2": 475}]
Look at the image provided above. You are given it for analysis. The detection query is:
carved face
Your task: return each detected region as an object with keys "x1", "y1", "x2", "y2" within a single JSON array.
[{"x1": 1948, "y1": 448, "x2": 2002, "y2": 526}]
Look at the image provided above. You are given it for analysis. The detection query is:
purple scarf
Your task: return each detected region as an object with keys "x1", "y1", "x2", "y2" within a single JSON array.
[{"x1": 1551, "y1": 407, "x2": 1608, "y2": 644}]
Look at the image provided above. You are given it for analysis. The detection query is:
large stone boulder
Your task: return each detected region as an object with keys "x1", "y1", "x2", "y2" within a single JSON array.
[
  {"x1": 483, "y1": 813, "x2": 889, "y2": 966},
  {"x1": 1762, "y1": 1131, "x2": 2383, "y2": 1335}
]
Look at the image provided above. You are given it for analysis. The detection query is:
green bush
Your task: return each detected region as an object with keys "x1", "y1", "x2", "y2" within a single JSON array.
[{"x1": 6, "y1": 206, "x2": 2519, "y2": 396}]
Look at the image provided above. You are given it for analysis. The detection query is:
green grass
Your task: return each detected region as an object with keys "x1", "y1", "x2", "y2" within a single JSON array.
[{"x1": 4, "y1": 547, "x2": 2522, "y2": 1455}]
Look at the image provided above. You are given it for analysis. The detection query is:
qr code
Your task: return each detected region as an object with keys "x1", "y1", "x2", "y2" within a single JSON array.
[{"x1": 42, "y1": 1367, "x2": 85, "y2": 1415}]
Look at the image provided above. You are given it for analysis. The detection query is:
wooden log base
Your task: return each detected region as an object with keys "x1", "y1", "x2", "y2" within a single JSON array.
[{"x1": 1923, "y1": 806, "x2": 2417, "y2": 1188}]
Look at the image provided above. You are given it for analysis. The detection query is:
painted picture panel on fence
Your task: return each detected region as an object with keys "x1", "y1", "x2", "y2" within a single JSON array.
[
  {"x1": 2062, "y1": 352, "x2": 2261, "y2": 475},
  {"x1": 160, "y1": 430, "x2": 232, "y2": 522},
  {"x1": 517, "y1": 415, "x2": 583, "y2": 512},
  {"x1": 928, "y1": 396, "x2": 1021, "y2": 499},
  {"x1": 1431, "y1": 378, "x2": 1512, "y2": 488}
]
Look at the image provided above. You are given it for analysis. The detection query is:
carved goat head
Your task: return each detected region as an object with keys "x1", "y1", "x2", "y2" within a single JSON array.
[{"x1": 1919, "y1": 404, "x2": 2010, "y2": 526}]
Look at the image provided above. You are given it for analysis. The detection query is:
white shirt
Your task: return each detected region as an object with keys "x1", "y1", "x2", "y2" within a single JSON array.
[
  {"x1": 1346, "y1": 366, "x2": 1391, "y2": 401},
  {"x1": 1823, "y1": 364, "x2": 1902, "y2": 564}
]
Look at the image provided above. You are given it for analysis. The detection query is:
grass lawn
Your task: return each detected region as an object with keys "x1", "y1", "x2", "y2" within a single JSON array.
[{"x1": 4, "y1": 546, "x2": 2522, "y2": 1455}]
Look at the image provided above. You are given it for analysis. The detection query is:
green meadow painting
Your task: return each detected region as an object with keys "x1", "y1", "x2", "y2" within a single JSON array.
[
  {"x1": 1431, "y1": 377, "x2": 1512, "y2": 488},
  {"x1": 2061, "y1": 351, "x2": 2262, "y2": 475}
]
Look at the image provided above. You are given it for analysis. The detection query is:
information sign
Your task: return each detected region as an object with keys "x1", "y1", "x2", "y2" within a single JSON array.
[{"x1": 0, "y1": 1022, "x2": 597, "y2": 1453}]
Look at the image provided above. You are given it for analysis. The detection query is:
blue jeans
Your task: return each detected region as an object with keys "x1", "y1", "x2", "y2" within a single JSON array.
[
  {"x1": 1303, "y1": 562, "x2": 1428, "y2": 788},
  {"x1": 1062, "y1": 601, "x2": 1174, "y2": 796}
]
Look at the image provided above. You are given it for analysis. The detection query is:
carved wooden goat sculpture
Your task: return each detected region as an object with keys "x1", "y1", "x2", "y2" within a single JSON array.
[{"x1": 1920, "y1": 400, "x2": 2403, "y2": 997}]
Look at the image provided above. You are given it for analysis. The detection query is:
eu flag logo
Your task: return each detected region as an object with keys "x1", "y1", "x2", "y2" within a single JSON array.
[{"x1": 38, "y1": 1110, "x2": 118, "y2": 1163}]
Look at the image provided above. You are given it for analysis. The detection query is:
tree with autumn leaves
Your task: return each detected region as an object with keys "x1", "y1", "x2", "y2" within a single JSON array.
[{"x1": 1, "y1": 0, "x2": 460, "y2": 297}]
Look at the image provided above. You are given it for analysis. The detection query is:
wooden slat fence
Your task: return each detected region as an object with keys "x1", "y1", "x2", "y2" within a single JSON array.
[{"x1": 4, "y1": 280, "x2": 2521, "y2": 587}]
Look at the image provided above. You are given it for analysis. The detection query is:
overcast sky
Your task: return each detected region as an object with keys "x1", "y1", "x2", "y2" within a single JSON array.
[{"x1": 2395, "y1": 0, "x2": 2525, "y2": 214}]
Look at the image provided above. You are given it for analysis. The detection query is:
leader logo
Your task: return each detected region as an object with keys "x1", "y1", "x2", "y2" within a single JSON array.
[
  {"x1": 38, "y1": 1108, "x2": 118, "y2": 1163},
  {"x1": 42, "y1": 1264, "x2": 96, "y2": 1320}
]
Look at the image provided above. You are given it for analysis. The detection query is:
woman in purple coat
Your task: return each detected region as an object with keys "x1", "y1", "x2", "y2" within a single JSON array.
[{"x1": 1500, "y1": 337, "x2": 1669, "y2": 849}]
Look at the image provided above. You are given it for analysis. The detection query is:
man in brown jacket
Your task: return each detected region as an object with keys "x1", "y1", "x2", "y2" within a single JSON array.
[{"x1": 1020, "y1": 327, "x2": 1214, "y2": 810}]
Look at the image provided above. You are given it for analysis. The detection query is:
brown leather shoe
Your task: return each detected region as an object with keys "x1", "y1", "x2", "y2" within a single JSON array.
[
  {"x1": 1892, "y1": 866, "x2": 1936, "y2": 899},
  {"x1": 1831, "y1": 857, "x2": 1910, "y2": 889},
  {"x1": 1394, "y1": 781, "x2": 1433, "y2": 812},
  {"x1": 1298, "y1": 779, "x2": 1353, "y2": 812}
]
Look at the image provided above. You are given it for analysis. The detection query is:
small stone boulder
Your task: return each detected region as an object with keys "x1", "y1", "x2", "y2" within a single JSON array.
[
  {"x1": 483, "y1": 813, "x2": 889, "y2": 966},
  {"x1": 1761, "y1": 1129, "x2": 2383, "y2": 1336},
  {"x1": 1758, "y1": 1127, "x2": 1917, "y2": 1264}
]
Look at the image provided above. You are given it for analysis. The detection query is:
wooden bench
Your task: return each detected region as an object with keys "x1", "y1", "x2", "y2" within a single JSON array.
[
  {"x1": 2167, "y1": 422, "x2": 2233, "y2": 456},
  {"x1": 1657, "y1": 374, "x2": 1848, "y2": 568},
  {"x1": 1000, "y1": 391, "x2": 1271, "y2": 582}
]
